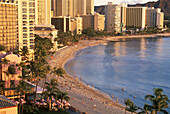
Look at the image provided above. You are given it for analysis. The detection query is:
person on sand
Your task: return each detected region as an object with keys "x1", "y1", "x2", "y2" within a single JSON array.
[
  {"x1": 116, "y1": 98, "x2": 118, "y2": 103},
  {"x1": 112, "y1": 95, "x2": 114, "y2": 99}
]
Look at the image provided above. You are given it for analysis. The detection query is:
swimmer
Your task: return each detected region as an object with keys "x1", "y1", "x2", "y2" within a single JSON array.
[{"x1": 122, "y1": 88, "x2": 124, "y2": 92}]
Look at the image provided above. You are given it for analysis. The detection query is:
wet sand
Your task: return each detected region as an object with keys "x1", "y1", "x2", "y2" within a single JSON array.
[{"x1": 47, "y1": 40, "x2": 129, "y2": 114}]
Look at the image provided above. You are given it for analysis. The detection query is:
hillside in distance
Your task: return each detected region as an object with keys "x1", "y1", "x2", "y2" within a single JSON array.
[{"x1": 94, "y1": 0, "x2": 170, "y2": 19}]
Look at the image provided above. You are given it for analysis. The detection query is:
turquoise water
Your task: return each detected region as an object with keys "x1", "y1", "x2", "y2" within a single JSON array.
[{"x1": 65, "y1": 38, "x2": 170, "y2": 111}]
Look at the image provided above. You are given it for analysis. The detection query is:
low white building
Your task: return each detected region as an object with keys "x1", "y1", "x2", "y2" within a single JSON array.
[{"x1": 34, "y1": 24, "x2": 58, "y2": 51}]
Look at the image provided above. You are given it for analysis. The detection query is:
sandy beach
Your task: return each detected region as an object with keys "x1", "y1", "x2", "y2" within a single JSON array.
[
  {"x1": 47, "y1": 40, "x2": 129, "y2": 114},
  {"x1": 46, "y1": 33, "x2": 170, "y2": 113}
]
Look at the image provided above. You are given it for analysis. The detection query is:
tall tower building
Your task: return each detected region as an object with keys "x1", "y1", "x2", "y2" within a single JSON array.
[
  {"x1": 105, "y1": 2, "x2": 121, "y2": 32},
  {"x1": 126, "y1": 7, "x2": 146, "y2": 29},
  {"x1": 72, "y1": 0, "x2": 77, "y2": 17},
  {"x1": 0, "y1": 0, "x2": 17, "y2": 51},
  {"x1": 16, "y1": 0, "x2": 36, "y2": 51},
  {"x1": 36, "y1": 0, "x2": 51, "y2": 25},
  {"x1": 146, "y1": 7, "x2": 164, "y2": 28},
  {"x1": 86, "y1": 0, "x2": 94, "y2": 14},
  {"x1": 77, "y1": 0, "x2": 86, "y2": 15},
  {"x1": 52, "y1": 0, "x2": 88, "y2": 17},
  {"x1": 52, "y1": 0, "x2": 69, "y2": 17},
  {"x1": 120, "y1": 3, "x2": 127, "y2": 31}
]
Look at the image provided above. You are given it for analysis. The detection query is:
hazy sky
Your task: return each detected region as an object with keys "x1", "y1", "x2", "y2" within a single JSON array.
[{"x1": 95, "y1": 0, "x2": 158, "y2": 6}]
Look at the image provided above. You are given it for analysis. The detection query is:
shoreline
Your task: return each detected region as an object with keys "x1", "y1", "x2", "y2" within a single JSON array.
[
  {"x1": 104, "y1": 33, "x2": 170, "y2": 41},
  {"x1": 48, "y1": 40, "x2": 128, "y2": 114},
  {"x1": 47, "y1": 34, "x2": 170, "y2": 113}
]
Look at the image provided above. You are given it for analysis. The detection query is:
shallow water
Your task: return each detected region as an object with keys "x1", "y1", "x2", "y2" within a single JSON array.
[{"x1": 65, "y1": 38, "x2": 170, "y2": 111}]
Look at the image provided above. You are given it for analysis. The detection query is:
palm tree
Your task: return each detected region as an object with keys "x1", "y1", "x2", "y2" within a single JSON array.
[
  {"x1": 51, "y1": 67, "x2": 65, "y2": 81},
  {"x1": 41, "y1": 65, "x2": 51, "y2": 101},
  {"x1": 56, "y1": 91, "x2": 70, "y2": 109},
  {"x1": 44, "y1": 79, "x2": 59, "y2": 111},
  {"x1": 20, "y1": 46, "x2": 29, "y2": 58},
  {"x1": 0, "y1": 80, "x2": 5, "y2": 95},
  {"x1": 23, "y1": 104, "x2": 38, "y2": 114},
  {"x1": 0, "y1": 45, "x2": 6, "y2": 51},
  {"x1": 124, "y1": 99, "x2": 134, "y2": 114},
  {"x1": 15, "y1": 80, "x2": 32, "y2": 114},
  {"x1": 138, "y1": 103, "x2": 152, "y2": 114},
  {"x1": 3, "y1": 65, "x2": 16, "y2": 88},
  {"x1": 145, "y1": 88, "x2": 170, "y2": 114}
]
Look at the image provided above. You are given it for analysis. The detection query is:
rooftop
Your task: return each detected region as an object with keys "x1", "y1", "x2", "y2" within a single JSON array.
[{"x1": 0, "y1": 95, "x2": 16, "y2": 108}]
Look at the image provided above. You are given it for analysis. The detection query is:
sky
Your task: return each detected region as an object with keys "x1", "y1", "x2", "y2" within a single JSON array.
[{"x1": 94, "y1": 0, "x2": 158, "y2": 6}]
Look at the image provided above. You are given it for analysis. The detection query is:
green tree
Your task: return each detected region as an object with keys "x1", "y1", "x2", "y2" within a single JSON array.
[
  {"x1": 82, "y1": 27, "x2": 96, "y2": 37},
  {"x1": 20, "y1": 46, "x2": 29, "y2": 57},
  {"x1": 138, "y1": 103, "x2": 152, "y2": 114},
  {"x1": 124, "y1": 99, "x2": 139, "y2": 114},
  {"x1": 0, "y1": 80, "x2": 5, "y2": 95},
  {"x1": 23, "y1": 104, "x2": 38, "y2": 114},
  {"x1": 15, "y1": 80, "x2": 32, "y2": 114},
  {"x1": 0, "y1": 45, "x2": 6, "y2": 51},
  {"x1": 56, "y1": 91, "x2": 70, "y2": 109},
  {"x1": 41, "y1": 65, "x2": 51, "y2": 101},
  {"x1": 3, "y1": 65, "x2": 16, "y2": 88},
  {"x1": 44, "y1": 79, "x2": 59, "y2": 110},
  {"x1": 145, "y1": 88, "x2": 170, "y2": 114},
  {"x1": 50, "y1": 67, "x2": 65, "y2": 81},
  {"x1": 124, "y1": 99, "x2": 134, "y2": 114}
]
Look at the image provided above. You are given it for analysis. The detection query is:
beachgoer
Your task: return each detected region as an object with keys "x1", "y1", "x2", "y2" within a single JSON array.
[
  {"x1": 116, "y1": 98, "x2": 118, "y2": 103},
  {"x1": 112, "y1": 95, "x2": 114, "y2": 99},
  {"x1": 122, "y1": 88, "x2": 124, "y2": 92}
]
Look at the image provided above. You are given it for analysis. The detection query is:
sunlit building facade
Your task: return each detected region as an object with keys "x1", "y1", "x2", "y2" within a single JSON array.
[
  {"x1": 0, "y1": 0, "x2": 17, "y2": 51},
  {"x1": 105, "y1": 2, "x2": 121, "y2": 32},
  {"x1": 126, "y1": 7, "x2": 147, "y2": 29},
  {"x1": 146, "y1": 7, "x2": 164, "y2": 28},
  {"x1": 86, "y1": 0, "x2": 94, "y2": 14},
  {"x1": 82, "y1": 13, "x2": 105, "y2": 31},
  {"x1": 36, "y1": 0, "x2": 51, "y2": 25}
]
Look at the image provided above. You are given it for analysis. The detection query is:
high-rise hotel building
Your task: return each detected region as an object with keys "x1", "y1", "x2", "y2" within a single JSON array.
[
  {"x1": 105, "y1": 2, "x2": 121, "y2": 32},
  {"x1": 126, "y1": 7, "x2": 147, "y2": 29},
  {"x1": 16, "y1": 0, "x2": 51, "y2": 52},
  {"x1": 86, "y1": 0, "x2": 94, "y2": 14},
  {"x1": 36, "y1": 0, "x2": 51, "y2": 25},
  {"x1": 51, "y1": 0, "x2": 94, "y2": 17},
  {"x1": 0, "y1": 0, "x2": 17, "y2": 51},
  {"x1": 16, "y1": 0, "x2": 36, "y2": 50},
  {"x1": 126, "y1": 7, "x2": 164, "y2": 29},
  {"x1": 146, "y1": 7, "x2": 164, "y2": 28}
]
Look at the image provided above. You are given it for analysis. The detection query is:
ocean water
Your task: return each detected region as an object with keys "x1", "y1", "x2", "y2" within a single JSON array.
[{"x1": 65, "y1": 38, "x2": 170, "y2": 112}]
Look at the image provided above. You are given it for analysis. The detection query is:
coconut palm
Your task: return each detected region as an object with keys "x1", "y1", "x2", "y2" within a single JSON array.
[
  {"x1": 41, "y1": 65, "x2": 51, "y2": 101},
  {"x1": 0, "y1": 80, "x2": 5, "y2": 95},
  {"x1": 23, "y1": 104, "x2": 38, "y2": 114},
  {"x1": 3, "y1": 65, "x2": 16, "y2": 88},
  {"x1": 56, "y1": 91, "x2": 70, "y2": 109},
  {"x1": 0, "y1": 45, "x2": 6, "y2": 51},
  {"x1": 145, "y1": 88, "x2": 170, "y2": 114},
  {"x1": 51, "y1": 67, "x2": 65, "y2": 80},
  {"x1": 15, "y1": 80, "x2": 32, "y2": 114},
  {"x1": 124, "y1": 99, "x2": 134, "y2": 114},
  {"x1": 44, "y1": 79, "x2": 59, "y2": 110},
  {"x1": 138, "y1": 103, "x2": 152, "y2": 114}
]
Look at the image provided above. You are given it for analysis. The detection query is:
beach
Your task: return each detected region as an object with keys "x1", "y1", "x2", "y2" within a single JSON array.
[
  {"x1": 47, "y1": 40, "x2": 129, "y2": 114},
  {"x1": 47, "y1": 33, "x2": 170, "y2": 114}
]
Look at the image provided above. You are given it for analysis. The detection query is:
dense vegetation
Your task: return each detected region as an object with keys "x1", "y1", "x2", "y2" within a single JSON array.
[
  {"x1": 0, "y1": 35, "x2": 70, "y2": 114},
  {"x1": 124, "y1": 88, "x2": 170, "y2": 114}
]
